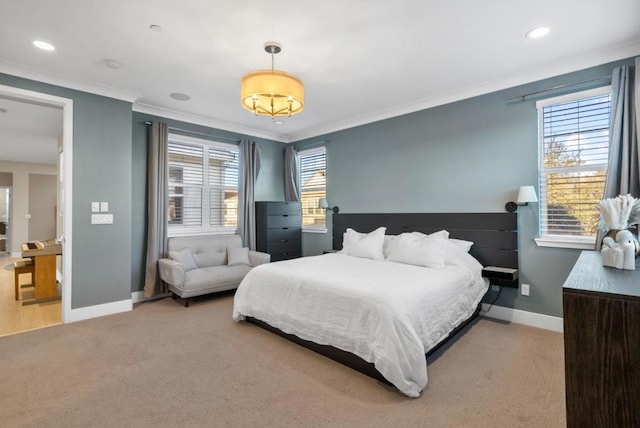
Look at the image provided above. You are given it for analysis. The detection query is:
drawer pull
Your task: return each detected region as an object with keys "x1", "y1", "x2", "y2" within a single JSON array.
[
  {"x1": 282, "y1": 227, "x2": 289, "y2": 230},
  {"x1": 283, "y1": 214, "x2": 289, "y2": 217},
  {"x1": 282, "y1": 240, "x2": 288, "y2": 243}
]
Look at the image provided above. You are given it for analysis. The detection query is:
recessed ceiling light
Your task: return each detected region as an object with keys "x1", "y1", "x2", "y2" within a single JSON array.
[
  {"x1": 170, "y1": 93, "x2": 190, "y2": 101},
  {"x1": 526, "y1": 26, "x2": 550, "y2": 39},
  {"x1": 104, "y1": 59, "x2": 122, "y2": 69},
  {"x1": 33, "y1": 40, "x2": 55, "y2": 51},
  {"x1": 274, "y1": 121, "x2": 284, "y2": 125},
  {"x1": 149, "y1": 24, "x2": 163, "y2": 32}
]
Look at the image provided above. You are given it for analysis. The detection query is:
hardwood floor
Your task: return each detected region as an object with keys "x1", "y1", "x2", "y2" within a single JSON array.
[{"x1": 0, "y1": 253, "x2": 61, "y2": 337}]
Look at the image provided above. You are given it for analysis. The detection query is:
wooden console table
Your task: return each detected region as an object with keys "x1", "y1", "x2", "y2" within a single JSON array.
[{"x1": 562, "y1": 250, "x2": 640, "y2": 427}]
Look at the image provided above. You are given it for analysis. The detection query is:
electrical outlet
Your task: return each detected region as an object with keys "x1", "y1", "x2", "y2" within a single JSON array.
[
  {"x1": 521, "y1": 283, "x2": 530, "y2": 296},
  {"x1": 491, "y1": 284, "x2": 500, "y2": 292}
]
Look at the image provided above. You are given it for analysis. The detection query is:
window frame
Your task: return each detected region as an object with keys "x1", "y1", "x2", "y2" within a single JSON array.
[
  {"x1": 167, "y1": 133, "x2": 239, "y2": 237},
  {"x1": 298, "y1": 146, "x2": 327, "y2": 233},
  {"x1": 534, "y1": 85, "x2": 612, "y2": 250}
]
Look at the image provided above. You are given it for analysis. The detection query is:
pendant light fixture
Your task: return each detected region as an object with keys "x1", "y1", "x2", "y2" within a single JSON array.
[{"x1": 240, "y1": 42, "x2": 304, "y2": 118}]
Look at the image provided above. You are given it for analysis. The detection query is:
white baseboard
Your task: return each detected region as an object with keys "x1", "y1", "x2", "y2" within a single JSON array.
[
  {"x1": 131, "y1": 291, "x2": 145, "y2": 304},
  {"x1": 65, "y1": 298, "x2": 132, "y2": 323},
  {"x1": 481, "y1": 304, "x2": 564, "y2": 333}
]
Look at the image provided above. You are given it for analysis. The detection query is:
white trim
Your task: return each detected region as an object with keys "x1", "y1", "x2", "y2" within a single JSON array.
[
  {"x1": 65, "y1": 298, "x2": 133, "y2": 323},
  {"x1": 131, "y1": 290, "x2": 171, "y2": 304},
  {"x1": 4, "y1": 41, "x2": 640, "y2": 145},
  {"x1": 169, "y1": 132, "x2": 238, "y2": 149},
  {"x1": 0, "y1": 84, "x2": 74, "y2": 325},
  {"x1": 10, "y1": 251, "x2": 21, "y2": 258},
  {"x1": 534, "y1": 237, "x2": 595, "y2": 250},
  {"x1": 535, "y1": 85, "x2": 612, "y2": 108},
  {"x1": 481, "y1": 304, "x2": 564, "y2": 333},
  {"x1": 0, "y1": 61, "x2": 140, "y2": 103},
  {"x1": 286, "y1": 41, "x2": 640, "y2": 142},
  {"x1": 131, "y1": 291, "x2": 145, "y2": 304},
  {"x1": 133, "y1": 103, "x2": 287, "y2": 143},
  {"x1": 297, "y1": 146, "x2": 326, "y2": 156},
  {"x1": 302, "y1": 227, "x2": 328, "y2": 234}
]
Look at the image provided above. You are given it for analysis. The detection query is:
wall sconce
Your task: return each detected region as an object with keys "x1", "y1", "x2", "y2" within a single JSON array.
[
  {"x1": 319, "y1": 198, "x2": 340, "y2": 214},
  {"x1": 505, "y1": 186, "x2": 538, "y2": 213}
]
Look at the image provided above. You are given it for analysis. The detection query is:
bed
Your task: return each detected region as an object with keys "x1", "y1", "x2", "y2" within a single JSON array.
[{"x1": 233, "y1": 213, "x2": 517, "y2": 397}]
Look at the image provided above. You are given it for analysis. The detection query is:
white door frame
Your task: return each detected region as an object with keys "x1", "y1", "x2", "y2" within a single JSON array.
[{"x1": 0, "y1": 84, "x2": 73, "y2": 323}]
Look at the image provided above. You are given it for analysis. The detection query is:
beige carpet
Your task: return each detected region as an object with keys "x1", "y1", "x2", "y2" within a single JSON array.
[{"x1": 0, "y1": 293, "x2": 566, "y2": 428}]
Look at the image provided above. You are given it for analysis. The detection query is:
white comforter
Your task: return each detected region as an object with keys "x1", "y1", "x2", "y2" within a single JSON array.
[{"x1": 232, "y1": 253, "x2": 488, "y2": 397}]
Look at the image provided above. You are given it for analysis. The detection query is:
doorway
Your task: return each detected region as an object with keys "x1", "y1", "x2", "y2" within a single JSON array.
[
  {"x1": 0, "y1": 84, "x2": 73, "y2": 336},
  {"x1": 0, "y1": 187, "x2": 9, "y2": 253}
]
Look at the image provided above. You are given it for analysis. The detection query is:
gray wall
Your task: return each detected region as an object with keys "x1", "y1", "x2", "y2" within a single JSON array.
[
  {"x1": 294, "y1": 57, "x2": 637, "y2": 318},
  {"x1": 0, "y1": 73, "x2": 133, "y2": 309},
  {"x1": 130, "y1": 112, "x2": 286, "y2": 293},
  {"x1": 28, "y1": 173, "x2": 56, "y2": 241}
]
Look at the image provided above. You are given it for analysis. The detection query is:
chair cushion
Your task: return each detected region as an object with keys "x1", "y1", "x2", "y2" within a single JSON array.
[
  {"x1": 168, "y1": 235, "x2": 243, "y2": 268},
  {"x1": 169, "y1": 247, "x2": 197, "y2": 271},
  {"x1": 193, "y1": 250, "x2": 227, "y2": 268},
  {"x1": 228, "y1": 247, "x2": 251, "y2": 266},
  {"x1": 183, "y1": 265, "x2": 252, "y2": 292}
]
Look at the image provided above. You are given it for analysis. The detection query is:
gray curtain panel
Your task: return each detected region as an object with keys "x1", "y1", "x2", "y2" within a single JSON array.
[
  {"x1": 604, "y1": 57, "x2": 640, "y2": 198},
  {"x1": 597, "y1": 58, "x2": 639, "y2": 250},
  {"x1": 239, "y1": 139, "x2": 261, "y2": 250},
  {"x1": 143, "y1": 122, "x2": 169, "y2": 298},
  {"x1": 284, "y1": 145, "x2": 300, "y2": 201}
]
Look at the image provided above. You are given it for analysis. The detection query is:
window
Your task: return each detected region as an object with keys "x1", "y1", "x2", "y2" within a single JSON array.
[
  {"x1": 167, "y1": 134, "x2": 239, "y2": 235},
  {"x1": 536, "y1": 86, "x2": 611, "y2": 249},
  {"x1": 298, "y1": 146, "x2": 326, "y2": 231}
]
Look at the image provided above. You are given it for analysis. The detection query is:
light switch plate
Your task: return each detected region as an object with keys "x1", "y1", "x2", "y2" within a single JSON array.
[
  {"x1": 100, "y1": 202, "x2": 109, "y2": 212},
  {"x1": 91, "y1": 202, "x2": 100, "y2": 212},
  {"x1": 91, "y1": 213, "x2": 113, "y2": 225}
]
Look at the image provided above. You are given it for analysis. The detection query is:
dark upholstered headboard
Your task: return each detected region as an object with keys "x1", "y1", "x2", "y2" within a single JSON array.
[{"x1": 332, "y1": 212, "x2": 518, "y2": 269}]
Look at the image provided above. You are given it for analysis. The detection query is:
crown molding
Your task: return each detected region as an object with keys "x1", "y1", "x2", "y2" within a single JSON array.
[
  {"x1": 0, "y1": 61, "x2": 141, "y2": 103},
  {"x1": 286, "y1": 40, "x2": 640, "y2": 142},
  {"x1": 3, "y1": 40, "x2": 638, "y2": 145},
  {"x1": 132, "y1": 103, "x2": 288, "y2": 143}
]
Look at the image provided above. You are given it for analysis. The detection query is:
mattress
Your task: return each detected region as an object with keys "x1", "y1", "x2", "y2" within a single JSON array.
[{"x1": 232, "y1": 253, "x2": 488, "y2": 397}]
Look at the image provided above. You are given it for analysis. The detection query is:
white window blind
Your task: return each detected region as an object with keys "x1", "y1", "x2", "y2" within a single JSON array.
[
  {"x1": 208, "y1": 147, "x2": 239, "y2": 229},
  {"x1": 537, "y1": 86, "x2": 611, "y2": 243},
  {"x1": 298, "y1": 146, "x2": 326, "y2": 229},
  {"x1": 168, "y1": 142, "x2": 203, "y2": 228},
  {"x1": 168, "y1": 134, "x2": 239, "y2": 235}
]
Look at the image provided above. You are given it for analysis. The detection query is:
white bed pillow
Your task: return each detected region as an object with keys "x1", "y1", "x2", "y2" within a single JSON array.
[
  {"x1": 450, "y1": 238, "x2": 474, "y2": 252},
  {"x1": 383, "y1": 234, "x2": 398, "y2": 259},
  {"x1": 387, "y1": 233, "x2": 445, "y2": 268},
  {"x1": 228, "y1": 247, "x2": 251, "y2": 266},
  {"x1": 431, "y1": 236, "x2": 483, "y2": 272},
  {"x1": 169, "y1": 247, "x2": 198, "y2": 271},
  {"x1": 410, "y1": 229, "x2": 450, "y2": 240},
  {"x1": 341, "y1": 227, "x2": 387, "y2": 260}
]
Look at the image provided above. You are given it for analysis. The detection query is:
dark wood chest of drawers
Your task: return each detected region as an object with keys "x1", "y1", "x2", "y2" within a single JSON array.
[
  {"x1": 562, "y1": 251, "x2": 640, "y2": 428},
  {"x1": 255, "y1": 201, "x2": 302, "y2": 261}
]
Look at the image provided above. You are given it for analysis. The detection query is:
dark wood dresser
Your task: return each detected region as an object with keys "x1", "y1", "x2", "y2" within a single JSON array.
[
  {"x1": 562, "y1": 250, "x2": 640, "y2": 427},
  {"x1": 255, "y1": 201, "x2": 302, "y2": 261}
]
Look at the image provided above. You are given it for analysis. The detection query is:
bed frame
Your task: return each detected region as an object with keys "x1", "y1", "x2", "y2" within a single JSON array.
[{"x1": 247, "y1": 212, "x2": 518, "y2": 387}]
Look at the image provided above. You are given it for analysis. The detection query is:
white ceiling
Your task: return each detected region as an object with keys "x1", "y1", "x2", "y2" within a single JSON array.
[{"x1": 0, "y1": 0, "x2": 639, "y2": 148}]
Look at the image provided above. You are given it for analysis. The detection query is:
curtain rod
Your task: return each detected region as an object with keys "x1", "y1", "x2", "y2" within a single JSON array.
[
  {"x1": 509, "y1": 75, "x2": 611, "y2": 102},
  {"x1": 142, "y1": 121, "x2": 240, "y2": 143}
]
